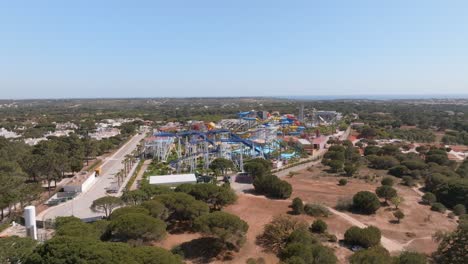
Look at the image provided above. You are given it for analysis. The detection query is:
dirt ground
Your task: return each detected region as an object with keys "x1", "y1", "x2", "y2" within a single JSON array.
[
  {"x1": 156, "y1": 164, "x2": 458, "y2": 263},
  {"x1": 284, "y1": 168, "x2": 458, "y2": 256}
]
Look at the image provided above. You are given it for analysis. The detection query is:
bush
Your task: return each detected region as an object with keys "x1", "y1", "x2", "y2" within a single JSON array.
[
  {"x1": 328, "y1": 160, "x2": 344, "y2": 173},
  {"x1": 388, "y1": 165, "x2": 409, "y2": 177},
  {"x1": 287, "y1": 227, "x2": 318, "y2": 245},
  {"x1": 401, "y1": 176, "x2": 414, "y2": 186},
  {"x1": 257, "y1": 215, "x2": 307, "y2": 253},
  {"x1": 367, "y1": 155, "x2": 399, "y2": 170},
  {"x1": 344, "y1": 164, "x2": 358, "y2": 176},
  {"x1": 304, "y1": 203, "x2": 331, "y2": 217},
  {"x1": 453, "y1": 204, "x2": 466, "y2": 216},
  {"x1": 397, "y1": 251, "x2": 427, "y2": 264},
  {"x1": 380, "y1": 177, "x2": 394, "y2": 186},
  {"x1": 393, "y1": 210, "x2": 405, "y2": 223},
  {"x1": 335, "y1": 197, "x2": 353, "y2": 211},
  {"x1": 338, "y1": 179, "x2": 348, "y2": 186},
  {"x1": 281, "y1": 243, "x2": 337, "y2": 264},
  {"x1": 349, "y1": 246, "x2": 391, "y2": 264},
  {"x1": 310, "y1": 219, "x2": 327, "y2": 233},
  {"x1": 344, "y1": 226, "x2": 381, "y2": 248},
  {"x1": 422, "y1": 192, "x2": 437, "y2": 205},
  {"x1": 353, "y1": 191, "x2": 381, "y2": 214},
  {"x1": 291, "y1": 197, "x2": 304, "y2": 215},
  {"x1": 431, "y1": 202, "x2": 447, "y2": 213}
]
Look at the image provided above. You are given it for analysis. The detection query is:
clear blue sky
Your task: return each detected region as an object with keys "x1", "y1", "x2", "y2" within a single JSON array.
[{"x1": 1, "y1": 1, "x2": 468, "y2": 99}]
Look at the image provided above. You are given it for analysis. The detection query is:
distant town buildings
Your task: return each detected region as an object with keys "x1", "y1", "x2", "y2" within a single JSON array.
[{"x1": 0, "y1": 128, "x2": 20, "y2": 139}]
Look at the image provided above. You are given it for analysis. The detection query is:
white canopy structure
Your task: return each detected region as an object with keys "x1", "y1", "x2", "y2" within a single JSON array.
[{"x1": 149, "y1": 174, "x2": 197, "y2": 186}]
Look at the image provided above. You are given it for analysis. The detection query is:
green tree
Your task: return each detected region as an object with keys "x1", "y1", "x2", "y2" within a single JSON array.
[
  {"x1": 90, "y1": 196, "x2": 123, "y2": 218},
  {"x1": 433, "y1": 223, "x2": 468, "y2": 264},
  {"x1": 0, "y1": 236, "x2": 37, "y2": 264},
  {"x1": 421, "y1": 192, "x2": 437, "y2": 205},
  {"x1": 390, "y1": 196, "x2": 404, "y2": 209},
  {"x1": 54, "y1": 216, "x2": 103, "y2": 239},
  {"x1": 25, "y1": 235, "x2": 182, "y2": 264},
  {"x1": 194, "y1": 211, "x2": 249, "y2": 250},
  {"x1": 154, "y1": 192, "x2": 209, "y2": 224},
  {"x1": 328, "y1": 160, "x2": 344, "y2": 173},
  {"x1": 353, "y1": 191, "x2": 381, "y2": 214},
  {"x1": 375, "y1": 185, "x2": 397, "y2": 203},
  {"x1": 141, "y1": 200, "x2": 170, "y2": 220},
  {"x1": 344, "y1": 163, "x2": 358, "y2": 176},
  {"x1": 175, "y1": 183, "x2": 237, "y2": 210},
  {"x1": 121, "y1": 189, "x2": 149, "y2": 205},
  {"x1": 209, "y1": 158, "x2": 235, "y2": 176},
  {"x1": 109, "y1": 206, "x2": 150, "y2": 220},
  {"x1": 108, "y1": 213, "x2": 167, "y2": 242}
]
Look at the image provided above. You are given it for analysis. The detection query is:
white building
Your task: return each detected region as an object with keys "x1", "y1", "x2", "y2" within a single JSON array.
[
  {"x1": 149, "y1": 174, "x2": 197, "y2": 186},
  {"x1": 63, "y1": 172, "x2": 96, "y2": 193}
]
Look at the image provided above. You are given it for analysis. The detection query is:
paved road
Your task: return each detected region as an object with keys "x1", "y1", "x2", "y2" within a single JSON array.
[{"x1": 37, "y1": 132, "x2": 146, "y2": 220}]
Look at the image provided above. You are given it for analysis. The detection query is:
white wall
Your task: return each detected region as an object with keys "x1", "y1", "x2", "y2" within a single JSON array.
[{"x1": 63, "y1": 172, "x2": 96, "y2": 193}]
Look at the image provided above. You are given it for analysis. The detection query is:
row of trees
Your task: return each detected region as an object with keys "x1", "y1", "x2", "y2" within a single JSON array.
[
  {"x1": 244, "y1": 158, "x2": 292, "y2": 199},
  {"x1": 2, "y1": 181, "x2": 245, "y2": 263}
]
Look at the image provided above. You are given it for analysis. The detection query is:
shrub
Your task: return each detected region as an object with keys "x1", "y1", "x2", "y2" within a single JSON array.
[
  {"x1": 393, "y1": 210, "x2": 405, "y2": 223},
  {"x1": 291, "y1": 197, "x2": 304, "y2": 215},
  {"x1": 388, "y1": 165, "x2": 409, "y2": 177},
  {"x1": 401, "y1": 176, "x2": 414, "y2": 186},
  {"x1": 422, "y1": 192, "x2": 437, "y2": 205},
  {"x1": 344, "y1": 226, "x2": 381, "y2": 248},
  {"x1": 257, "y1": 215, "x2": 308, "y2": 253},
  {"x1": 287, "y1": 227, "x2": 318, "y2": 245},
  {"x1": 344, "y1": 164, "x2": 358, "y2": 176},
  {"x1": 349, "y1": 246, "x2": 391, "y2": 264},
  {"x1": 328, "y1": 160, "x2": 344, "y2": 173},
  {"x1": 453, "y1": 204, "x2": 466, "y2": 216},
  {"x1": 304, "y1": 204, "x2": 331, "y2": 217},
  {"x1": 280, "y1": 241, "x2": 337, "y2": 264},
  {"x1": 353, "y1": 191, "x2": 381, "y2": 214},
  {"x1": 397, "y1": 251, "x2": 427, "y2": 264},
  {"x1": 335, "y1": 197, "x2": 353, "y2": 211},
  {"x1": 431, "y1": 202, "x2": 447, "y2": 213},
  {"x1": 327, "y1": 234, "x2": 338, "y2": 243},
  {"x1": 380, "y1": 177, "x2": 394, "y2": 186},
  {"x1": 310, "y1": 219, "x2": 327, "y2": 233},
  {"x1": 253, "y1": 175, "x2": 292, "y2": 199},
  {"x1": 338, "y1": 179, "x2": 348, "y2": 186}
]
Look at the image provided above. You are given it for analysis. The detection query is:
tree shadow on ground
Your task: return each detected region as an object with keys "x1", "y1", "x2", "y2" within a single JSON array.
[{"x1": 173, "y1": 237, "x2": 225, "y2": 264}]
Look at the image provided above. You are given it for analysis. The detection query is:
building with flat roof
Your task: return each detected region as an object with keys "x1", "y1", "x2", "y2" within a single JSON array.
[{"x1": 149, "y1": 174, "x2": 197, "y2": 186}]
